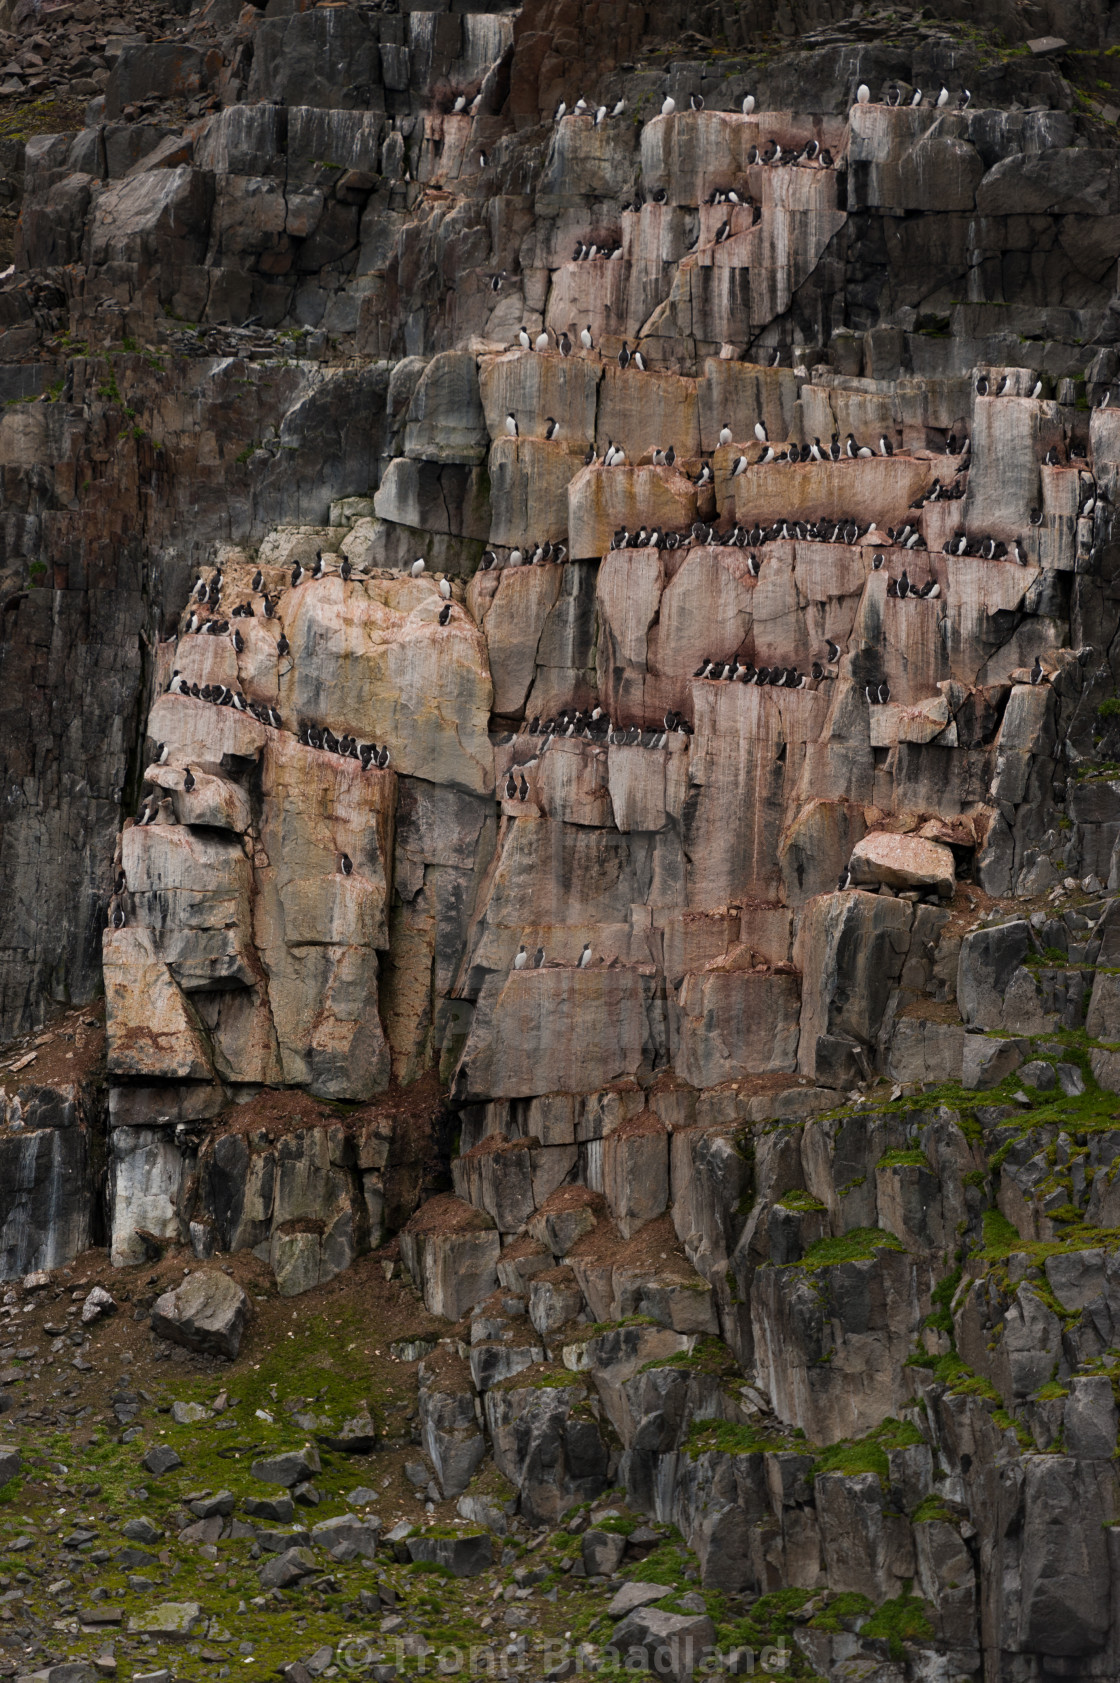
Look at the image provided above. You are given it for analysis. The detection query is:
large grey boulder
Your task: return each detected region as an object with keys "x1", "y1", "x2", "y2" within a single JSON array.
[
  {"x1": 150, "y1": 1270, "x2": 252, "y2": 1360},
  {"x1": 609, "y1": 1606, "x2": 715, "y2": 1683}
]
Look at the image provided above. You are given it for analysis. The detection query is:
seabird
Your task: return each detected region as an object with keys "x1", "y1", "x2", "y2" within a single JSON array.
[
  {"x1": 1030, "y1": 656, "x2": 1045, "y2": 686},
  {"x1": 535, "y1": 330, "x2": 551, "y2": 351},
  {"x1": 506, "y1": 413, "x2": 518, "y2": 437},
  {"x1": 411, "y1": 558, "x2": 426, "y2": 576},
  {"x1": 856, "y1": 83, "x2": 870, "y2": 103},
  {"x1": 1031, "y1": 379, "x2": 1043, "y2": 398},
  {"x1": 887, "y1": 84, "x2": 901, "y2": 106},
  {"x1": 439, "y1": 578, "x2": 452, "y2": 600},
  {"x1": 518, "y1": 327, "x2": 531, "y2": 349},
  {"x1": 719, "y1": 422, "x2": 732, "y2": 445},
  {"x1": 754, "y1": 419, "x2": 768, "y2": 443},
  {"x1": 1045, "y1": 445, "x2": 1060, "y2": 465},
  {"x1": 377, "y1": 746, "x2": 390, "y2": 768},
  {"x1": 936, "y1": 86, "x2": 949, "y2": 106},
  {"x1": 545, "y1": 417, "x2": 559, "y2": 439},
  {"x1": 976, "y1": 374, "x2": 989, "y2": 396},
  {"x1": 559, "y1": 332, "x2": 572, "y2": 357},
  {"x1": 183, "y1": 767, "x2": 195, "y2": 792},
  {"x1": 232, "y1": 627, "x2": 244, "y2": 653},
  {"x1": 311, "y1": 550, "x2": 324, "y2": 579},
  {"x1": 533, "y1": 945, "x2": 545, "y2": 967},
  {"x1": 958, "y1": 89, "x2": 971, "y2": 108},
  {"x1": 452, "y1": 93, "x2": 467, "y2": 112},
  {"x1": 661, "y1": 96, "x2": 676, "y2": 115},
  {"x1": 580, "y1": 325, "x2": 593, "y2": 349},
  {"x1": 910, "y1": 88, "x2": 922, "y2": 106},
  {"x1": 878, "y1": 435, "x2": 894, "y2": 456},
  {"x1": 826, "y1": 638, "x2": 840, "y2": 662},
  {"x1": 513, "y1": 944, "x2": 528, "y2": 969},
  {"x1": 340, "y1": 853, "x2": 353, "y2": 876},
  {"x1": 611, "y1": 98, "x2": 625, "y2": 117},
  {"x1": 263, "y1": 593, "x2": 275, "y2": 618},
  {"x1": 838, "y1": 870, "x2": 851, "y2": 890},
  {"x1": 731, "y1": 454, "x2": 748, "y2": 477},
  {"x1": 251, "y1": 569, "x2": 263, "y2": 592},
  {"x1": 505, "y1": 771, "x2": 517, "y2": 799},
  {"x1": 438, "y1": 602, "x2": 452, "y2": 626},
  {"x1": 481, "y1": 550, "x2": 497, "y2": 569},
  {"x1": 292, "y1": 561, "x2": 306, "y2": 588},
  {"x1": 872, "y1": 553, "x2": 884, "y2": 570},
  {"x1": 633, "y1": 350, "x2": 647, "y2": 370},
  {"x1": 690, "y1": 92, "x2": 704, "y2": 109}
]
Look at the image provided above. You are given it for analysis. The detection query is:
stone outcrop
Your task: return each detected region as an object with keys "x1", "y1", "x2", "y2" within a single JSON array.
[{"x1": 5, "y1": 0, "x2": 1120, "y2": 1674}]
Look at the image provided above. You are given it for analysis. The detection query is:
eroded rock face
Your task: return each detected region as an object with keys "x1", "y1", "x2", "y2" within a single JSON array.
[{"x1": 7, "y1": 2, "x2": 1120, "y2": 1674}]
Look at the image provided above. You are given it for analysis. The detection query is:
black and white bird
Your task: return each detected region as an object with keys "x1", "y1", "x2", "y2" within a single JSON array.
[
  {"x1": 958, "y1": 88, "x2": 971, "y2": 108},
  {"x1": 340, "y1": 853, "x2": 353, "y2": 876},
  {"x1": 1012, "y1": 540, "x2": 1027, "y2": 564},
  {"x1": 719, "y1": 422, "x2": 733, "y2": 446},
  {"x1": 936, "y1": 86, "x2": 950, "y2": 107},
  {"x1": 1031, "y1": 656, "x2": 1045, "y2": 686},
  {"x1": 535, "y1": 330, "x2": 551, "y2": 351},
  {"x1": 506, "y1": 412, "x2": 518, "y2": 437},
  {"x1": 411, "y1": 557, "x2": 426, "y2": 576},
  {"x1": 544, "y1": 417, "x2": 559, "y2": 440},
  {"x1": 691, "y1": 93, "x2": 704, "y2": 109},
  {"x1": 976, "y1": 374, "x2": 989, "y2": 396},
  {"x1": 518, "y1": 326, "x2": 531, "y2": 349},
  {"x1": 887, "y1": 84, "x2": 901, "y2": 106},
  {"x1": 731, "y1": 454, "x2": 748, "y2": 477},
  {"x1": 742, "y1": 94, "x2": 755, "y2": 114},
  {"x1": 910, "y1": 87, "x2": 923, "y2": 106},
  {"x1": 579, "y1": 942, "x2": 592, "y2": 967},
  {"x1": 513, "y1": 944, "x2": 528, "y2": 969},
  {"x1": 856, "y1": 83, "x2": 870, "y2": 104},
  {"x1": 610, "y1": 98, "x2": 625, "y2": 117},
  {"x1": 618, "y1": 343, "x2": 631, "y2": 369},
  {"x1": 438, "y1": 603, "x2": 452, "y2": 625},
  {"x1": 754, "y1": 419, "x2": 768, "y2": 443},
  {"x1": 452, "y1": 93, "x2": 467, "y2": 112},
  {"x1": 183, "y1": 766, "x2": 195, "y2": 792},
  {"x1": 580, "y1": 325, "x2": 593, "y2": 350},
  {"x1": 439, "y1": 578, "x2": 452, "y2": 600},
  {"x1": 878, "y1": 434, "x2": 893, "y2": 456},
  {"x1": 291, "y1": 561, "x2": 306, "y2": 587},
  {"x1": 533, "y1": 945, "x2": 545, "y2": 967},
  {"x1": 661, "y1": 95, "x2": 676, "y2": 115},
  {"x1": 251, "y1": 569, "x2": 263, "y2": 592}
]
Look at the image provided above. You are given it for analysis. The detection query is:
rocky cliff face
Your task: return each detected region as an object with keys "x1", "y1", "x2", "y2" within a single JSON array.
[{"x1": 7, "y1": 0, "x2": 1120, "y2": 1673}]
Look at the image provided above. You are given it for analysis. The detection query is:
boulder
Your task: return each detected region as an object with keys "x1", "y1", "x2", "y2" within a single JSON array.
[
  {"x1": 251, "y1": 1449, "x2": 321, "y2": 1488},
  {"x1": 150, "y1": 1271, "x2": 252, "y2": 1360},
  {"x1": 257, "y1": 1548, "x2": 318, "y2": 1590},
  {"x1": 847, "y1": 831, "x2": 955, "y2": 896},
  {"x1": 405, "y1": 1531, "x2": 493, "y2": 1577},
  {"x1": 609, "y1": 1606, "x2": 716, "y2": 1683}
]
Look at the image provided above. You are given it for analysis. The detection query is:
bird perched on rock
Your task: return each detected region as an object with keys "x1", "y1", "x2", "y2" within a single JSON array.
[
  {"x1": 958, "y1": 88, "x2": 971, "y2": 108},
  {"x1": 856, "y1": 82, "x2": 870, "y2": 103},
  {"x1": 505, "y1": 412, "x2": 518, "y2": 437},
  {"x1": 661, "y1": 95, "x2": 675, "y2": 115},
  {"x1": 1031, "y1": 656, "x2": 1046, "y2": 685},
  {"x1": 976, "y1": 374, "x2": 989, "y2": 396},
  {"x1": 340, "y1": 853, "x2": 353, "y2": 876},
  {"x1": 438, "y1": 603, "x2": 452, "y2": 625},
  {"x1": 533, "y1": 945, "x2": 545, "y2": 967},
  {"x1": 580, "y1": 325, "x2": 593, "y2": 350},
  {"x1": 183, "y1": 767, "x2": 195, "y2": 792},
  {"x1": 731, "y1": 454, "x2": 748, "y2": 476},
  {"x1": 910, "y1": 87, "x2": 923, "y2": 106},
  {"x1": 480, "y1": 550, "x2": 497, "y2": 569},
  {"x1": 251, "y1": 569, "x2": 263, "y2": 592},
  {"x1": 411, "y1": 558, "x2": 426, "y2": 576},
  {"x1": 340, "y1": 557, "x2": 352, "y2": 581},
  {"x1": 719, "y1": 422, "x2": 732, "y2": 446},
  {"x1": 535, "y1": 330, "x2": 550, "y2": 351},
  {"x1": 886, "y1": 84, "x2": 901, "y2": 106},
  {"x1": 513, "y1": 944, "x2": 528, "y2": 969},
  {"x1": 439, "y1": 578, "x2": 452, "y2": 599},
  {"x1": 579, "y1": 943, "x2": 592, "y2": 967},
  {"x1": 291, "y1": 561, "x2": 306, "y2": 587},
  {"x1": 742, "y1": 94, "x2": 755, "y2": 113},
  {"x1": 545, "y1": 417, "x2": 559, "y2": 439}
]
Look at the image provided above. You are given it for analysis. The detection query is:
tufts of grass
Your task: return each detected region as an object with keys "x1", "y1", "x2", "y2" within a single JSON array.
[{"x1": 793, "y1": 1227, "x2": 906, "y2": 1270}]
